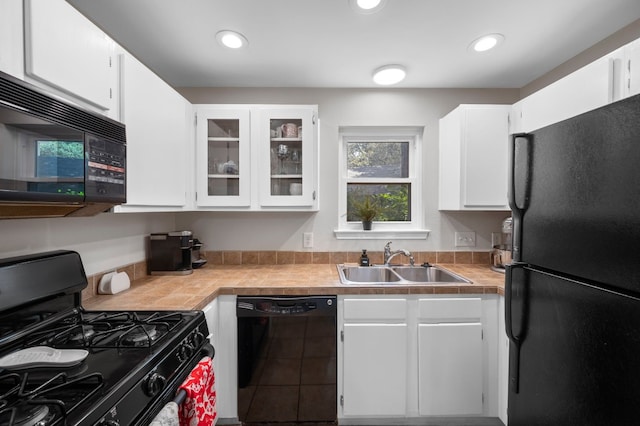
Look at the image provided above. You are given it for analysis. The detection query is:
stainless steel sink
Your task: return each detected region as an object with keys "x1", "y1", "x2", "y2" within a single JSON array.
[
  {"x1": 340, "y1": 266, "x2": 403, "y2": 283},
  {"x1": 337, "y1": 264, "x2": 471, "y2": 285}
]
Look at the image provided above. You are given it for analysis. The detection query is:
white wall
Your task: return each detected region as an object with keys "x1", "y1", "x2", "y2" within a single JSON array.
[
  {"x1": 177, "y1": 87, "x2": 518, "y2": 253},
  {"x1": 0, "y1": 88, "x2": 518, "y2": 271},
  {"x1": 0, "y1": 212, "x2": 176, "y2": 274}
]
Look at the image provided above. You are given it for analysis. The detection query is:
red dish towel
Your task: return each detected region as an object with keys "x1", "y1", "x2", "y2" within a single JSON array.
[{"x1": 178, "y1": 356, "x2": 217, "y2": 426}]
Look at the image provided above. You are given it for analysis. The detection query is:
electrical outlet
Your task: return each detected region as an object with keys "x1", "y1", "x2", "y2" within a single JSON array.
[
  {"x1": 455, "y1": 231, "x2": 476, "y2": 247},
  {"x1": 303, "y1": 232, "x2": 314, "y2": 248}
]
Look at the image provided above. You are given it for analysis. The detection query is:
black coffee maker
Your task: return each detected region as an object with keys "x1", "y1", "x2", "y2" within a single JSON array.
[{"x1": 148, "y1": 231, "x2": 194, "y2": 275}]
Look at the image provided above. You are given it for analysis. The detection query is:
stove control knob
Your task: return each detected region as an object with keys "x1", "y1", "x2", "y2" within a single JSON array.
[
  {"x1": 177, "y1": 342, "x2": 194, "y2": 362},
  {"x1": 145, "y1": 372, "x2": 167, "y2": 397},
  {"x1": 190, "y1": 330, "x2": 205, "y2": 347}
]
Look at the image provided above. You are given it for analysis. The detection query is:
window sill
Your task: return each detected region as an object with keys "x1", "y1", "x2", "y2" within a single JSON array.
[{"x1": 333, "y1": 229, "x2": 430, "y2": 240}]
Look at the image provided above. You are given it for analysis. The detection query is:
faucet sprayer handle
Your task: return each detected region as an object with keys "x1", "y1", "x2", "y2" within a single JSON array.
[{"x1": 384, "y1": 241, "x2": 392, "y2": 250}]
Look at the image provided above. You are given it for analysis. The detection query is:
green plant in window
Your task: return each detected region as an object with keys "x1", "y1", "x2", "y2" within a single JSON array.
[{"x1": 352, "y1": 195, "x2": 381, "y2": 222}]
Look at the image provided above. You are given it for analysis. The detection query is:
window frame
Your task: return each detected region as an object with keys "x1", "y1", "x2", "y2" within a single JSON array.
[{"x1": 335, "y1": 126, "x2": 428, "y2": 239}]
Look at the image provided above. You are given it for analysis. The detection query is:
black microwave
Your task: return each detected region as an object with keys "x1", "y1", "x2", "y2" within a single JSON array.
[{"x1": 0, "y1": 71, "x2": 126, "y2": 218}]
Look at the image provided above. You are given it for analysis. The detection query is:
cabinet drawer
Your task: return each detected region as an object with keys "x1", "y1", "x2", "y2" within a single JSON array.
[
  {"x1": 343, "y1": 298, "x2": 407, "y2": 321},
  {"x1": 418, "y1": 298, "x2": 481, "y2": 321}
]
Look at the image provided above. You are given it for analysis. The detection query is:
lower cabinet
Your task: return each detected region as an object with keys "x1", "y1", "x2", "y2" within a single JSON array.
[
  {"x1": 338, "y1": 295, "x2": 499, "y2": 423},
  {"x1": 497, "y1": 295, "x2": 509, "y2": 425},
  {"x1": 204, "y1": 295, "x2": 238, "y2": 422},
  {"x1": 417, "y1": 297, "x2": 484, "y2": 416},
  {"x1": 340, "y1": 297, "x2": 408, "y2": 417},
  {"x1": 418, "y1": 322, "x2": 483, "y2": 415}
]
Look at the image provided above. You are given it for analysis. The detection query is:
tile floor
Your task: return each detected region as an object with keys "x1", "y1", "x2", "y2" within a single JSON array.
[{"x1": 238, "y1": 315, "x2": 337, "y2": 425}]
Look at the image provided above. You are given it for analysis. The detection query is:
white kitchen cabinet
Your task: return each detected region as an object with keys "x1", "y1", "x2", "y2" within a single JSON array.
[
  {"x1": 418, "y1": 323, "x2": 483, "y2": 415},
  {"x1": 518, "y1": 53, "x2": 616, "y2": 132},
  {"x1": 509, "y1": 99, "x2": 524, "y2": 135},
  {"x1": 194, "y1": 104, "x2": 319, "y2": 211},
  {"x1": 623, "y1": 39, "x2": 640, "y2": 98},
  {"x1": 0, "y1": 0, "x2": 24, "y2": 79},
  {"x1": 439, "y1": 104, "x2": 511, "y2": 211},
  {"x1": 343, "y1": 323, "x2": 408, "y2": 416},
  {"x1": 114, "y1": 52, "x2": 191, "y2": 211},
  {"x1": 498, "y1": 296, "x2": 509, "y2": 425},
  {"x1": 340, "y1": 298, "x2": 408, "y2": 417},
  {"x1": 338, "y1": 295, "x2": 500, "y2": 423},
  {"x1": 23, "y1": 0, "x2": 116, "y2": 113},
  {"x1": 216, "y1": 295, "x2": 239, "y2": 422},
  {"x1": 258, "y1": 107, "x2": 318, "y2": 209},
  {"x1": 202, "y1": 298, "x2": 219, "y2": 348},
  {"x1": 417, "y1": 298, "x2": 483, "y2": 416},
  {"x1": 195, "y1": 106, "x2": 251, "y2": 207}
]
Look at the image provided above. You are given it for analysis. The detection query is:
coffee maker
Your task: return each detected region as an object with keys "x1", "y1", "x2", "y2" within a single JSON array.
[
  {"x1": 490, "y1": 217, "x2": 513, "y2": 273},
  {"x1": 148, "y1": 231, "x2": 194, "y2": 275}
]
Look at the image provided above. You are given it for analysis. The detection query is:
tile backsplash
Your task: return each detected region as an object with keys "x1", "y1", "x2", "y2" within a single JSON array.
[{"x1": 82, "y1": 250, "x2": 490, "y2": 301}]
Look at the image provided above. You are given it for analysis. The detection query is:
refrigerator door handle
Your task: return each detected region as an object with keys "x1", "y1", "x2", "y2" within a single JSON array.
[
  {"x1": 505, "y1": 261, "x2": 527, "y2": 393},
  {"x1": 509, "y1": 134, "x2": 531, "y2": 263}
]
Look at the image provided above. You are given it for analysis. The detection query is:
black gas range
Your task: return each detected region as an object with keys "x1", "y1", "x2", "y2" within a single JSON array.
[{"x1": 0, "y1": 250, "x2": 213, "y2": 426}]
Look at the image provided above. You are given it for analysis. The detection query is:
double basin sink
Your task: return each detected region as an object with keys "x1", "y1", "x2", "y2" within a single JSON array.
[{"x1": 337, "y1": 264, "x2": 471, "y2": 285}]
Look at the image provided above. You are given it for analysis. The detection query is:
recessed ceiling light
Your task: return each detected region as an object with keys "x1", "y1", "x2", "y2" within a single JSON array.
[
  {"x1": 349, "y1": 0, "x2": 387, "y2": 14},
  {"x1": 469, "y1": 33, "x2": 505, "y2": 52},
  {"x1": 216, "y1": 30, "x2": 248, "y2": 49},
  {"x1": 372, "y1": 65, "x2": 406, "y2": 86}
]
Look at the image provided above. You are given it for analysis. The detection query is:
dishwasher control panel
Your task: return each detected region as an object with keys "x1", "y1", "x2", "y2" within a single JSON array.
[{"x1": 236, "y1": 296, "x2": 336, "y2": 317}]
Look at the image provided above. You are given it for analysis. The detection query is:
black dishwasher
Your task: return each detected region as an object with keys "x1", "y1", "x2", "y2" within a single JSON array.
[{"x1": 237, "y1": 295, "x2": 337, "y2": 424}]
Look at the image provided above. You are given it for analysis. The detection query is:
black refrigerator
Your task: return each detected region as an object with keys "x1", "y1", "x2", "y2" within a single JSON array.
[{"x1": 506, "y1": 93, "x2": 640, "y2": 425}]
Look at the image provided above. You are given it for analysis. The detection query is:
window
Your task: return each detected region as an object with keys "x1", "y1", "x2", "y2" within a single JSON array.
[{"x1": 336, "y1": 127, "x2": 428, "y2": 239}]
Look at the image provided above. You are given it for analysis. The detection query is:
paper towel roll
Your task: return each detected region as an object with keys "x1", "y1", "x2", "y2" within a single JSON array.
[{"x1": 98, "y1": 271, "x2": 131, "y2": 295}]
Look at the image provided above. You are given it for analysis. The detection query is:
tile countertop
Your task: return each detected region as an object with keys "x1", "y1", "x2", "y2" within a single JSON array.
[{"x1": 82, "y1": 263, "x2": 506, "y2": 312}]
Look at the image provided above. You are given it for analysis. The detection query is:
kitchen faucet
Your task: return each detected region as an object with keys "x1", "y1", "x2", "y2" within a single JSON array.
[{"x1": 383, "y1": 241, "x2": 415, "y2": 266}]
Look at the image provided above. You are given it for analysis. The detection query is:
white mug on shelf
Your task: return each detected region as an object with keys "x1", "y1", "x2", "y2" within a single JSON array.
[
  {"x1": 289, "y1": 183, "x2": 302, "y2": 195},
  {"x1": 281, "y1": 123, "x2": 298, "y2": 138}
]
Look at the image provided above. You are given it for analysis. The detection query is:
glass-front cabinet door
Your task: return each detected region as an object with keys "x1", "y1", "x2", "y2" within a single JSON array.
[
  {"x1": 259, "y1": 107, "x2": 317, "y2": 208},
  {"x1": 196, "y1": 107, "x2": 251, "y2": 207}
]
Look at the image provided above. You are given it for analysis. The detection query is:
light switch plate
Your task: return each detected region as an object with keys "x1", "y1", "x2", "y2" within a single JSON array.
[{"x1": 455, "y1": 231, "x2": 476, "y2": 247}]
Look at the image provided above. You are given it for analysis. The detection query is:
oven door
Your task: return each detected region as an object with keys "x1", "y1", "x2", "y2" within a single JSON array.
[{"x1": 132, "y1": 343, "x2": 214, "y2": 426}]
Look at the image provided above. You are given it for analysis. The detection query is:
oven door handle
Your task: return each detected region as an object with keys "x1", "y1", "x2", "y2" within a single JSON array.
[
  {"x1": 203, "y1": 342, "x2": 214, "y2": 359},
  {"x1": 173, "y1": 344, "x2": 215, "y2": 406}
]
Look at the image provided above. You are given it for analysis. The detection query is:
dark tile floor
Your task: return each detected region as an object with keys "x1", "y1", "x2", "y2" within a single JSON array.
[{"x1": 239, "y1": 316, "x2": 337, "y2": 425}]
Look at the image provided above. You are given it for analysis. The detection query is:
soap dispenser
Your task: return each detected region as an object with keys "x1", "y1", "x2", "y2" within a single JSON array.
[{"x1": 359, "y1": 249, "x2": 370, "y2": 266}]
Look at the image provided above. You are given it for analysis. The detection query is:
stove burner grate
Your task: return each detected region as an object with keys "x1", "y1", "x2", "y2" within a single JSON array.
[
  {"x1": 23, "y1": 311, "x2": 188, "y2": 351},
  {"x1": 0, "y1": 369, "x2": 103, "y2": 426},
  {"x1": 0, "y1": 403, "x2": 49, "y2": 426}
]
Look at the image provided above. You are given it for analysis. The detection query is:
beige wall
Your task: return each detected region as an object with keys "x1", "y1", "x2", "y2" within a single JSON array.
[{"x1": 521, "y1": 18, "x2": 640, "y2": 97}]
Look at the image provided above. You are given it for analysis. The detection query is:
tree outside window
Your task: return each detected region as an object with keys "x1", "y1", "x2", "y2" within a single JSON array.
[{"x1": 346, "y1": 140, "x2": 411, "y2": 223}]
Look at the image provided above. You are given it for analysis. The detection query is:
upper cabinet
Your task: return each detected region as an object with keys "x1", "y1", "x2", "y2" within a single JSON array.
[
  {"x1": 0, "y1": 0, "x2": 24, "y2": 79},
  {"x1": 195, "y1": 105, "x2": 319, "y2": 211},
  {"x1": 114, "y1": 52, "x2": 192, "y2": 211},
  {"x1": 259, "y1": 107, "x2": 318, "y2": 209},
  {"x1": 513, "y1": 52, "x2": 618, "y2": 133},
  {"x1": 623, "y1": 39, "x2": 640, "y2": 98},
  {"x1": 439, "y1": 105, "x2": 511, "y2": 211},
  {"x1": 23, "y1": 0, "x2": 117, "y2": 115},
  {"x1": 195, "y1": 106, "x2": 252, "y2": 207}
]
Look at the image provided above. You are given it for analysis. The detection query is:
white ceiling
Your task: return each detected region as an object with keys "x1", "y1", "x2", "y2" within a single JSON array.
[{"x1": 67, "y1": 0, "x2": 640, "y2": 89}]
